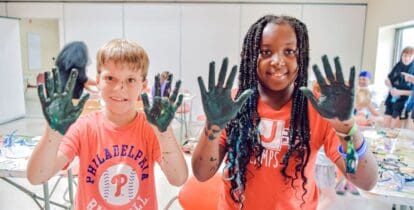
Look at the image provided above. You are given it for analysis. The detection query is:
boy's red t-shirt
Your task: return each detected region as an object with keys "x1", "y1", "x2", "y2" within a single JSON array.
[
  {"x1": 59, "y1": 111, "x2": 161, "y2": 210},
  {"x1": 218, "y1": 98, "x2": 341, "y2": 210}
]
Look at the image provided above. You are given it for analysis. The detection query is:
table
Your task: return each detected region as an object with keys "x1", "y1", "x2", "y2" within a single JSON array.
[
  {"x1": 360, "y1": 128, "x2": 414, "y2": 206},
  {"x1": 0, "y1": 135, "x2": 74, "y2": 210}
]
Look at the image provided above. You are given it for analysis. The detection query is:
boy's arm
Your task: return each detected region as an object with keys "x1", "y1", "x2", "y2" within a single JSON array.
[
  {"x1": 152, "y1": 126, "x2": 188, "y2": 186},
  {"x1": 27, "y1": 68, "x2": 88, "y2": 185},
  {"x1": 142, "y1": 74, "x2": 188, "y2": 186},
  {"x1": 27, "y1": 126, "x2": 69, "y2": 185},
  {"x1": 191, "y1": 125, "x2": 226, "y2": 182}
]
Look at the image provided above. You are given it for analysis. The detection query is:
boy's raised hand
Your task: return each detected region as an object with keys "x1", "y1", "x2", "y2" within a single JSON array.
[
  {"x1": 300, "y1": 55, "x2": 355, "y2": 121},
  {"x1": 38, "y1": 68, "x2": 89, "y2": 135},
  {"x1": 198, "y1": 57, "x2": 253, "y2": 129},
  {"x1": 141, "y1": 74, "x2": 183, "y2": 132}
]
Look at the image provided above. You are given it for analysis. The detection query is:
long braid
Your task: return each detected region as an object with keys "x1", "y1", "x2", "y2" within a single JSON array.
[{"x1": 224, "y1": 15, "x2": 311, "y2": 208}]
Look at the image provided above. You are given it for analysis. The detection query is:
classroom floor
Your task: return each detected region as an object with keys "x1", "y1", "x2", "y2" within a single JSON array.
[{"x1": 0, "y1": 89, "x2": 395, "y2": 209}]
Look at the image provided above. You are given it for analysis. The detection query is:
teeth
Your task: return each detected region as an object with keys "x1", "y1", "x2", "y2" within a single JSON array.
[{"x1": 269, "y1": 72, "x2": 286, "y2": 77}]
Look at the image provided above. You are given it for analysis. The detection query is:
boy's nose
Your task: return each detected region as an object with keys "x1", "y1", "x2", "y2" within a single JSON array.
[{"x1": 115, "y1": 81, "x2": 125, "y2": 90}]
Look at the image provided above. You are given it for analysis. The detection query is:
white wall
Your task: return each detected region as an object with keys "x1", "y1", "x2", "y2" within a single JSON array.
[
  {"x1": 64, "y1": 3, "x2": 123, "y2": 78},
  {"x1": 124, "y1": 4, "x2": 181, "y2": 83},
  {"x1": 3, "y1": 1, "x2": 367, "y2": 121},
  {"x1": 303, "y1": 4, "x2": 366, "y2": 81},
  {"x1": 0, "y1": 3, "x2": 6, "y2": 16},
  {"x1": 0, "y1": 17, "x2": 25, "y2": 123}
]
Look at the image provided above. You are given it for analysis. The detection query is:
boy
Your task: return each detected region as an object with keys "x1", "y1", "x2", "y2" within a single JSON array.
[{"x1": 27, "y1": 39, "x2": 188, "y2": 210}]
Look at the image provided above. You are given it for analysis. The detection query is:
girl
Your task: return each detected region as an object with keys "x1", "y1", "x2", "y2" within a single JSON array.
[
  {"x1": 192, "y1": 15, "x2": 378, "y2": 209},
  {"x1": 383, "y1": 47, "x2": 414, "y2": 128},
  {"x1": 354, "y1": 87, "x2": 381, "y2": 126}
]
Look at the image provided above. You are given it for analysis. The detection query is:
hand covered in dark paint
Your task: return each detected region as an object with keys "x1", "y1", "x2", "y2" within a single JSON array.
[
  {"x1": 163, "y1": 73, "x2": 173, "y2": 97},
  {"x1": 300, "y1": 55, "x2": 355, "y2": 121},
  {"x1": 198, "y1": 57, "x2": 253, "y2": 129},
  {"x1": 142, "y1": 74, "x2": 183, "y2": 132},
  {"x1": 38, "y1": 68, "x2": 89, "y2": 135}
]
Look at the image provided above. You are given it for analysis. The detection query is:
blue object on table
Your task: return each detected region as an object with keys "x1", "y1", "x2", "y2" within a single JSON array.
[{"x1": 3, "y1": 130, "x2": 17, "y2": 147}]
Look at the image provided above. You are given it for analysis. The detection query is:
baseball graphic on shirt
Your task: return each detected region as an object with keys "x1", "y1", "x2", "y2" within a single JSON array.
[
  {"x1": 258, "y1": 118, "x2": 285, "y2": 150},
  {"x1": 99, "y1": 164, "x2": 139, "y2": 206}
]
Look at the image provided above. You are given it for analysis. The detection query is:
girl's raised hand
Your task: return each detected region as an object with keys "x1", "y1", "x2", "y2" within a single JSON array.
[
  {"x1": 300, "y1": 55, "x2": 355, "y2": 121},
  {"x1": 197, "y1": 57, "x2": 253, "y2": 129}
]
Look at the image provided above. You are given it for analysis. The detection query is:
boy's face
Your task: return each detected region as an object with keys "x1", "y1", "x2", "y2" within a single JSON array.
[
  {"x1": 358, "y1": 76, "x2": 370, "y2": 88},
  {"x1": 97, "y1": 61, "x2": 144, "y2": 115},
  {"x1": 257, "y1": 23, "x2": 298, "y2": 93}
]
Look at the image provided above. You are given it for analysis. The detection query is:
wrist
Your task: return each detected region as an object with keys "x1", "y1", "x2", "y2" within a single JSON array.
[
  {"x1": 335, "y1": 121, "x2": 357, "y2": 140},
  {"x1": 338, "y1": 137, "x2": 368, "y2": 159}
]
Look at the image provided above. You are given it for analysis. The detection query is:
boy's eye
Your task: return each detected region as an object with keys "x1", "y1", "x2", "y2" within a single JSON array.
[
  {"x1": 128, "y1": 78, "x2": 136, "y2": 83},
  {"x1": 105, "y1": 76, "x2": 113, "y2": 81}
]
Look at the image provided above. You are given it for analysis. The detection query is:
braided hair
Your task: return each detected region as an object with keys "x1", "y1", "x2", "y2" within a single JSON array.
[{"x1": 224, "y1": 15, "x2": 310, "y2": 207}]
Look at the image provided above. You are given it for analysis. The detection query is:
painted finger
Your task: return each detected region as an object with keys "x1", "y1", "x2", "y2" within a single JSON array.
[
  {"x1": 52, "y1": 68, "x2": 62, "y2": 94},
  {"x1": 170, "y1": 80, "x2": 181, "y2": 103},
  {"x1": 334, "y1": 57, "x2": 345, "y2": 84},
  {"x1": 312, "y1": 64, "x2": 327, "y2": 87},
  {"x1": 45, "y1": 71, "x2": 54, "y2": 98},
  {"x1": 208, "y1": 61, "x2": 215, "y2": 91},
  {"x1": 141, "y1": 93, "x2": 150, "y2": 108},
  {"x1": 322, "y1": 55, "x2": 335, "y2": 83},
  {"x1": 234, "y1": 89, "x2": 253, "y2": 108},
  {"x1": 154, "y1": 74, "x2": 161, "y2": 97},
  {"x1": 65, "y1": 69, "x2": 78, "y2": 97},
  {"x1": 225, "y1": 65, "x2": 237, "y2": 91},
  {"x1": 349, "y1": 66, "x2": 356, "y2": 89}
]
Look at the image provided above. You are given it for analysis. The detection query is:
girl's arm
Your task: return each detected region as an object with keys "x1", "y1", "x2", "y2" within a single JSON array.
[
  {"x1": 301, "y1": 55, "x2": 378, "y2": 190},
  {"x1": 329, "y1": 119, "x2": 378, "y2": 190},
  {"x1": 367, "y1": 103, "x2": 380, "y2": 117},
  {"x1": 192, "y1": 125, "x2": 226, "y2": 181},
  {"x1": 153, "y1": 126, "x2": 188, "y2": 186},
  {"x1": 192, "y1": 58, "x2": 253, "y2": 182}
]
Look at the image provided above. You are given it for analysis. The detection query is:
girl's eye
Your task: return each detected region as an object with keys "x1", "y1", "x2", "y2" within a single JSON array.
[
  {"x1": 284, "y1": 49, "x2": 298, "y2": 57},
  {"x1": 105, "y1": 76, "x2": 113, "y2": 81},
  {"x1": 259, "y1": 49, "x2": 272, "y2": 58}
]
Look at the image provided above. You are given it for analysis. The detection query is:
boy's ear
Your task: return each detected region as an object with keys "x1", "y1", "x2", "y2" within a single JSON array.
[
  {"x1": 143, "y1": 79, "x2": 148, "y2": 90},
  {"x1": 96, "y1": 74, "x2": 101, "y2": 86}
]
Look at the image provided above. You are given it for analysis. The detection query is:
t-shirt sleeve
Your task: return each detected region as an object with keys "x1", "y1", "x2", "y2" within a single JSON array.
[
  {"x1": 323, "y1": 125, "x2": 341, "y2": 164},
  {"x1": 59, "y1": 119, "x2": 83, "y2": 164}
]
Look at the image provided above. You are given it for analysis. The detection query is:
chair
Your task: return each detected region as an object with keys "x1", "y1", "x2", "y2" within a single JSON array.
[{"x1": 165, "y1": 173, "x2": 221, "y2": 210}]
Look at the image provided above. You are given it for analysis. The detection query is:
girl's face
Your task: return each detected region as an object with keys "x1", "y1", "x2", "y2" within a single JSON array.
[
  {"x1": 257, "y1": 23, "x2": 298, "y2": 93},
  {"x1": 97, "y1": 61, "x2": 143, "y2": 116},
  {"x1": 401, "y1": 52, "x2": 414, "y2": 65}
]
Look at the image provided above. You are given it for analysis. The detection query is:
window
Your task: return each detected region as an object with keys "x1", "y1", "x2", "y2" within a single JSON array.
[{"x1": 394, "y1": 26, "x2": 414, "y2": 63}]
